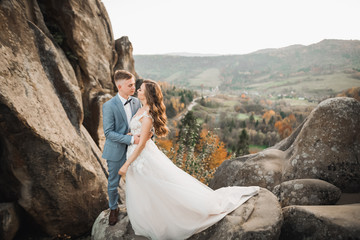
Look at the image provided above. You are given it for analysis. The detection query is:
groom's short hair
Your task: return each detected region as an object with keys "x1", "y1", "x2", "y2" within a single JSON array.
[{"x1": 114, "y1": 70, "x2": 134, "y2": 85}]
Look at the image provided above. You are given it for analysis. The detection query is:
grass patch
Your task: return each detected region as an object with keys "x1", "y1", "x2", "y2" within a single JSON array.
[
  {"x1": 237, "y1": 113, "x2": 249, "y2": 120},
  {"x1": 249, "y1": 144, "x2": 268, "y2": 154},
  {"x1": 237, "y1": 113, "x2": 262, "y2": 121},
  {"x1": 188, "y1": 68, "x2": 221, "y2": 88}
]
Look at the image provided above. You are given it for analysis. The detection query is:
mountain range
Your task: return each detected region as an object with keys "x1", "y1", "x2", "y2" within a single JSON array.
[{"x1": 134, "y1": 39, "x2": 360, "y2": 100}]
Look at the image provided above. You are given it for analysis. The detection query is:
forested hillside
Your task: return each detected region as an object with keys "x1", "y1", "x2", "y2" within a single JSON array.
[{"x1": 135, "y1": 39, "x2": 360, "y2": 100}]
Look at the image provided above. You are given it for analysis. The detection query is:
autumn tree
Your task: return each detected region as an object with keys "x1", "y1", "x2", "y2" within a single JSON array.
[
  {"x1": 262, "y1": 110, "x2": 276, "y2": 124},
  {"x1": 175, "y1": 111, "x2": 214, "y2": 182},
  {"x1": 274, "y1": 113, "x2": 297, "y2": 139},
  {"x1": 196, "y1": 129, "x2": 229, "y2": 170}
]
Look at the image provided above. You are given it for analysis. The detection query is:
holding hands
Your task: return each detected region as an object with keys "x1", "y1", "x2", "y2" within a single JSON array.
[
  {"x1": 118, "y1": 163, "x2": 130, "y2": 176},
  {"x1": 118, "y1": 130, "x2": 152, "y2": 176}
]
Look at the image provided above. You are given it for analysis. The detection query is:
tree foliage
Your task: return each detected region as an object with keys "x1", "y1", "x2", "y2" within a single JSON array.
[{"x1": 155, "y1": 111, "x2": 229, "y2": 184}]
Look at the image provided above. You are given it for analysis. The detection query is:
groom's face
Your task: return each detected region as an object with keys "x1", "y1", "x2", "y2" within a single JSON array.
[{"x1": 119, "y1": 77, "x2": 136, "y2": 96}]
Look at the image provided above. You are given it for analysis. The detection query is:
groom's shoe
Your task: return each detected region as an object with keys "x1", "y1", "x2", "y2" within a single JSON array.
[{"x1": 109, "y1": 208, "x2": 119, "y2": 226}]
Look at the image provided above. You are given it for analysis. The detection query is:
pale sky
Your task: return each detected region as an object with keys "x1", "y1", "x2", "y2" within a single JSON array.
[{"x1": 101, "y1": 0, "x2": 360, "y2": 55}]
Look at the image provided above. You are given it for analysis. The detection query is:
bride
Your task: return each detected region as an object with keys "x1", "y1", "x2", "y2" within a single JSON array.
[{"x1": 118, "y1": 79, "x2": 259, "y2": 240}]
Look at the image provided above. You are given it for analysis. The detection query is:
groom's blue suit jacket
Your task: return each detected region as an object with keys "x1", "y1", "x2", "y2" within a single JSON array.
[{"x1": 102, "y1": 95, "x2": 141, "y2": 161}]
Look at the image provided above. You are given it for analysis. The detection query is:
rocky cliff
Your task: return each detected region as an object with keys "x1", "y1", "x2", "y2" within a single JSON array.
[
  {"x1": 209, "y1": 97, "x2": 360, "y2": 239},
  {"x1": 0, "y1": 0, "x2": 136, "y2": 238},
  {"x1": 91, "y1": 97, "x2": 360, "y2": 239},
  {"x1": 2, "y1": 0, "x2": 359, "y2": 239}
]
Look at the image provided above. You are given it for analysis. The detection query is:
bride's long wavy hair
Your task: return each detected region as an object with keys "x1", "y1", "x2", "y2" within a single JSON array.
[{"x1": 143, "y1": 79, "x2": 169, "y2": 137}]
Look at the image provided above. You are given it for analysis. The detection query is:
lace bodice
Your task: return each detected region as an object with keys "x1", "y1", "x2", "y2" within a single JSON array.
[
  {"x1": 129, "y1": 111, "x2": 153, "y2": 136},
  {"x1": 127, "y1": 110, "x2": 154, "y2": 173}
]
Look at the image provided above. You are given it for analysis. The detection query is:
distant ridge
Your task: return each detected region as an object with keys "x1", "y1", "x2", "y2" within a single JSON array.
[
  {"x1": 134, "y1": 39, "x2": 360, "y2": 100},
  {"x1": 164, "y1": 52, "x2": 221, "y2": 57},
  {"x1": 252, "y1": 44, "x2": 305, "y2": 54}
]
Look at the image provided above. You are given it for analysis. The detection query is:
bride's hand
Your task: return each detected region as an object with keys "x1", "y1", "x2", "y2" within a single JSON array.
[{"x1": 118, "y1": 164, "x2": 129, "y2": 176}]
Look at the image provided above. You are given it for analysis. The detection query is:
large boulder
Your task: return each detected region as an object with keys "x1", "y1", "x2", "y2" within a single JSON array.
[
  {"x1": 280, "y1": 97, "x2": 360, "y2": 192},
  {"x1": 91, "y1": 206, "x2": 136, "y2": 240},
  {"x1": 0, "y1": 0, "x2": 110, "y2": 236},
  {"x1": 211, "y1": 97, "x2": 360, "y2": 195},
  {"x1": 92, "y1": 188, "x2": 283, "y2": 240},
  {"x1": 210, "y1": 149, "x2": 286, "y2": 191},
  {"x1": 280, "y1": 204, "x2": 360, "y2": 239},
  {"x1": 273, "y1": 179, "x2": 342, "y2": 207},
  {"x1": 189, "y1": 188, "x2": 283, "y2": 240}
]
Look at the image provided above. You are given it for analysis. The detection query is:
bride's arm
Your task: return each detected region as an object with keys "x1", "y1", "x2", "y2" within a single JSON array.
[{"x1": 118, "y1": 117, "x2": 152, "y2": 175}]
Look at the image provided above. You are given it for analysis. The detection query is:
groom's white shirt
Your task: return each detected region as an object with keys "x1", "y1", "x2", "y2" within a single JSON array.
[{"x1": 118, "y1": 93, "x2": 134, "y2": 144}]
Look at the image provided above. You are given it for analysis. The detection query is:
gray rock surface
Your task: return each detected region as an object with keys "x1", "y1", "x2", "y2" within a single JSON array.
[
  {"x1": 92, "y1": 188, "x2": 283, "y2": 240},
  {"x1": 211, "y1": 97, "x2": 360, "y2": 194},
  {"x1": 0, "y1": 0, "x2": 115, "y2": 236},
  {"x1": 189, "y1": 188, "x2": 283, "y2": 240},
  {"x1": 37, "y1": 0, "x2": 117, "y2": 147},
  {"x1": 210, "y1": 149, "x2": 286, "y2": 191},
  {"x1": 91, "y1": 206, "x2": 135, "y2": 240},
  {"x1": 273, "y1": 179, "x2": 342, "y2": 207},
  {"x1": 280, "y1": 204, "x2": 360, "y2": 240},
  {"x1": 114, "y1": 36, "x2": 138, "y2": 79},
  {"x1": 281, "y1": 97, "x2": 360, "y2": 192}
]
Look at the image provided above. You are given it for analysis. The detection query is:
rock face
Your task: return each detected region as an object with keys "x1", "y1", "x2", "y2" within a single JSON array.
[
  {"x1": 114, "y1": 36, "x2": 139, "y2": 79},
  {"x1": 209, "y1": 97, "x2": 360, "y2": 239},
  {"x1": 0, "y1": 203, "x2": 20, "y2": 240},
  {"x1": 280, "y1": 204, "x2": 360, "y2": 240},
  {"x1": 36, "y1": 0, "x2": 117, "y2": 148},
  {"x1": 92, "y1": 188, "x2": 283, "y2": 240},
  {"x1": 280, "y1": 97, "x2": 360, "y2": 192},
  {"x1": 189, "y1": 188, "x2": 283, "y2": 240},
  {"x1": 0, "y1": 0, "x2": 136, "y2": 237},
  {"x1": 211, "y1": 97, "x2": 360, "y2": 194},
  {"x1": 210, "y1": 149, "x2": 286, "y2": 191},
  {"x1": 273, "y1": 179, "x2": 342, "y2": 207},
  {"x1": 91, "y1": 206, "x2": 135, "y2": 240}
]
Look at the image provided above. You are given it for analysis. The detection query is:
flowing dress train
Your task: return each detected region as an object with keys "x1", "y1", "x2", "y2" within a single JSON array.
[{"x1": 125, "y1": 111, "x2": 259, "y2": 240}]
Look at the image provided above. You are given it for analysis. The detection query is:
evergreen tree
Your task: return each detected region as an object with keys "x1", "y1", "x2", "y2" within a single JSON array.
[
  {"x1": 166, "y1": 102, "x2": 177, "y2": 118},
  {"x1": 180, "y1": 94, "x2": 186, "y2": 104},
  {"x1": 236, "y1": 129, "x2": 249, "y2": 156},
  {"x1": 176, "y1": 111, "x2": 201, "y2": 165},
  {"x1": 200, "y1": 96, "x2": 206, "y2": 106},
  {"x1": 175, "y1": 111, "x2": 216, "y2": 183},
  {"x1": 249, "y1": 113, "x2": 255, "y2": 124},
  {"x1": 269, "y1": 116, "x2": 275, "y2": 126}
]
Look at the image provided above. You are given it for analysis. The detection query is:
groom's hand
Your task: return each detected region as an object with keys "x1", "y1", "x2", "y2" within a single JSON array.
[{"x1": 134, "y1": 134, "x2": 140, "y2": 144}]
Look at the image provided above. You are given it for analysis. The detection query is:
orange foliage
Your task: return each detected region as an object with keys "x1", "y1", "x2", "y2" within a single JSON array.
[
  {"x1": 170, "y1": 97, "x2": 184, "y2": 113},
  {"x1": 266, "y1": 99, "x2": 273, "y2": 105},
  {"x1": 262, "y1": 110, "x2": 276, "y2": 124},
  {"x1": 156, "y1": 139, "x2": 173, "y2": 152},
  {"x1": 337, "y1": 87, "x2": 360, "y2": 101},
  {"x1": 196, "y1": 129, "x2": 229, "y2": 169},
  {"x1": 155, "y1": 138, "x2": 178, "y2": 161},
  {"x1": 288, "y1": 113, "x2": 296, "y2": 122},
  {"x1": 274, "y1": 114, "x2": 297, "y2": 139}
]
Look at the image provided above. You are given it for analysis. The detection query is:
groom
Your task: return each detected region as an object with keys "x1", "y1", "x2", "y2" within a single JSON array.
[{"x1": 102, "y1": 70, "x2": 141, "y2": 225}]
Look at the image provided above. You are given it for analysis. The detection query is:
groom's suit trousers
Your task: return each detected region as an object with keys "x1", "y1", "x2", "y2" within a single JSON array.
[{"x1": 107, "y1": 159, "x2": 126, "y2": 210}]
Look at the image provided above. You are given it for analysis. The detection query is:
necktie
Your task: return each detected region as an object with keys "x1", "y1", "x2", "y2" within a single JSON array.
[{"x1": 124, "y1": 98, "x2": 132, "y2": 106}]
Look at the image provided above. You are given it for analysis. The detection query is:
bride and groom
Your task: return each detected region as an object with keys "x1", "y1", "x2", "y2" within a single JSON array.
[{"x1": 102, "y1": 70, "x2": 259, "y2": 239}]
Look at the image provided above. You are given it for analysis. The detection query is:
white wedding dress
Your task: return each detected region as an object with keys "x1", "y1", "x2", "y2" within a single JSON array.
[{"x1": 125, "y1": 111, "x2": 259, "y2": 240}]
